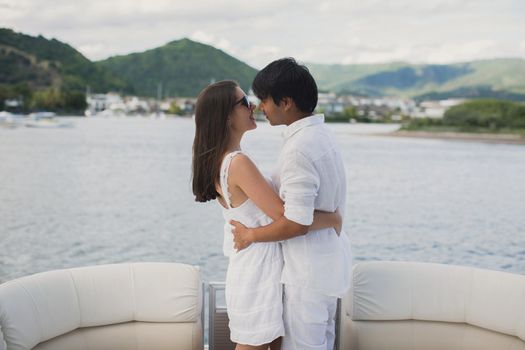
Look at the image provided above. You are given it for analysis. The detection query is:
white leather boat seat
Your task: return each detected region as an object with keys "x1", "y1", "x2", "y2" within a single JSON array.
[
  {"x1": 0, "y1": 263, "x2": 203, "y2": 350},
  {"x1": 341, "y1": 261, "x2": 525, "y2": 350},
  {"x1": 344, "y1": 319, "x2": 525, "y2": 350},
  {"x1": 32, "y1": 321, "x2": 198, "y2": 350}
]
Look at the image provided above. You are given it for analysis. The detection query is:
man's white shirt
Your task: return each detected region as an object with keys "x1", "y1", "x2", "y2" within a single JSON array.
[{"x1": 271, "y1": 114, "x2": 352, "y2": 297}]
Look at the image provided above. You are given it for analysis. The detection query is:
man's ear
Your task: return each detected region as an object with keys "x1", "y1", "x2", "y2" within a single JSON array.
[{"x1": 281, "y1": 97, "x2": 294, "y2": 111}]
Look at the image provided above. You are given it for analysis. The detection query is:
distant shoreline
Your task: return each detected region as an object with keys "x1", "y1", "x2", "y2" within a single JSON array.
[{"x1": 382, "y1": 130, "x2": 525, "y2": 145}]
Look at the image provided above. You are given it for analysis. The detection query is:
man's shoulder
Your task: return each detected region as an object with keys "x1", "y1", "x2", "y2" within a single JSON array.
[
  {"x1": 286, "y1": 124, "x2": 336, "y2": 153},
  {"x1": 288, "y1": 122, "x2": 330, "y2": 143}
]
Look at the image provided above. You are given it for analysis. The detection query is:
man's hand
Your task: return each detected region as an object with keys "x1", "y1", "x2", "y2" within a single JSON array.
[{"x1": 230, "y1": 220, "x2": 255, "y2": 251}]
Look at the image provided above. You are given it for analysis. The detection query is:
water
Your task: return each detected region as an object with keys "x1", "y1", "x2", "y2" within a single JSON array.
[{"x1": 1, "y1": 117, "x2": 524, "y2": 285}]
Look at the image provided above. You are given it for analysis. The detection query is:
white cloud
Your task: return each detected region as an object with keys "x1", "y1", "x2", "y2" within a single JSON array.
[
  {"x1": 244, "y1": 46, "x2": 283, "y2": 69},
  {"x1": 0, "y1": 0, "x2": 26, "y2": 20},
  {"x1": 2, "y1": 0, "x2": 524, "y2": 66},
  {"x1": 339, "y1": 40, "x2": 502, "y2": 65},
  {"x1": 428, "y1": 40, "x2": 497, "y2": 64},
  {"x1": 189, "y1": 31, "x2": 238, "y2": 59},
  {"x1": 341, "y1": 45, "x2": 412, "y2": 65},
  {"x1": 189, "y1": 31, "x2": 215, "y2": 46},
  {"x1": 77, "y1": 43, "x2": 106, "y2": 60}
]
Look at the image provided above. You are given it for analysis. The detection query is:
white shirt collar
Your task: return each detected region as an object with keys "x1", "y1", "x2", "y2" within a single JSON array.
[{"x1": 283, "y1": 114, "x2": 325, "y2": 139}]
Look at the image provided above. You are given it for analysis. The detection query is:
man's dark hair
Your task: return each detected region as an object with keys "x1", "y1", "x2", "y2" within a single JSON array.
[{"x1": 252, "y1": 57, "x2": 318, "y2": 114}]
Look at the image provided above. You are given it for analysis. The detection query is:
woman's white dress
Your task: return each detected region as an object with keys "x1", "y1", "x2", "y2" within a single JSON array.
[{"x1": 218, "y1": 151, "x2": 284, "y2": 345}]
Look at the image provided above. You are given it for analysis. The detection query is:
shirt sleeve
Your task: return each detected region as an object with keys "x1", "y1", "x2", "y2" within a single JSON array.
[{"x1": 280, "y1": 150, "x2": 320, "y2": 226}]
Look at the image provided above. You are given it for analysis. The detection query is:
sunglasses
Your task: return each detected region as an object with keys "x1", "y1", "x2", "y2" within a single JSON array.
[{"x1": 234, "y1": 95, "x2": 250, "y2": 109}]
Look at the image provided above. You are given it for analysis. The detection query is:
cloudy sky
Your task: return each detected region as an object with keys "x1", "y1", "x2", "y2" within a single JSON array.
[{"x1": 2, "y1": 0, "x2": 525, "y2": 68}]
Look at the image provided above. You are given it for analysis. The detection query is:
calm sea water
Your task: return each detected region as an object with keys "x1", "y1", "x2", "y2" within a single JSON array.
[{"x1": 1, "y1": 117, "x2": 524, "y2": 284}]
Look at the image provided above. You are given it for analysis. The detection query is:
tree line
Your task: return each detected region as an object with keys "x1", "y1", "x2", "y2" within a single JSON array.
[
  {"x1": 404, "y1": 99, "x2": 525, "y2": 132},
  {"x1": 0, "y1": 83, "x2": 86, "y2": 114}
]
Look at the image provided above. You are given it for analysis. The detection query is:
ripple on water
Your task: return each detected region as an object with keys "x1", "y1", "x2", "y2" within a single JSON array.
[{"x1": 1, "y1": 118, "x2": 525, "y2": 281}]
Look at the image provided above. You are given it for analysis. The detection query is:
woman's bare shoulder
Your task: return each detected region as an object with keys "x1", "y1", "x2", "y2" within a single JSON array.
[{"x1": 228, "y1": 153, "x2": 261, "y2": 180}]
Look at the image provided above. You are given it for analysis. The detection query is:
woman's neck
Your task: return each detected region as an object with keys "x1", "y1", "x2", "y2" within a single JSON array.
[{"x1": 226, "y1": 133, "x2": 242, "y2": 153}]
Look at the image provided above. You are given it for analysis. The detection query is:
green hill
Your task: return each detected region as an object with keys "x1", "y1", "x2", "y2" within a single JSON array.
[
  {"x1": 2, "y1": 27, "x2": 525, "y2": 102},
  {"x1": 307, "y1": 59, "x2": 525, "y2": 101},
  {"x1": 97, "y1": 38, "x2": 258, "y2": 97},
  {"x1": 0, "y1": 28, "x2": 129, "y2": 93},
  {"x1": 0, "y1": 29, "x2": 256, "y2": 98},
  {"x1": 306, "y1": 62, "x2": 407, "y2": 95}
]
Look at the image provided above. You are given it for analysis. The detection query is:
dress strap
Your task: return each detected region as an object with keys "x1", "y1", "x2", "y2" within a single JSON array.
[{"x1": 219, "y1": 151, "x2": 242, "y2": 209}]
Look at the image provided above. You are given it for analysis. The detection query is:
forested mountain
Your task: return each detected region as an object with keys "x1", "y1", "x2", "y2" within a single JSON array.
[
  {"x1": 0, "y1": 28, "x2": 129, "y2": 93},
  {"x1": 97, "y1": 38, "x2": 257, "y2": 97},
  {"x1": 307, "y1": 59, "x2": 525, "y2": 100}
]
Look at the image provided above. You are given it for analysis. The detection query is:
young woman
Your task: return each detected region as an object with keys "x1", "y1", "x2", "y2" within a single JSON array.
[{"x1": 192, "y1": 80, "x2": 341, "y2": 350}]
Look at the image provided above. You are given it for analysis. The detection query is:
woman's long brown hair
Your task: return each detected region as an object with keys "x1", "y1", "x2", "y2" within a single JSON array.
[{"x1": 192, "y1": 80, "x2": 238, "y2": 202}]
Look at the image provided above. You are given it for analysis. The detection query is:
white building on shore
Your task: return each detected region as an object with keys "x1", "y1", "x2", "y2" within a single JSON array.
[{"x1": 412, "y1": 99, "x2": 466, "y2": 119}]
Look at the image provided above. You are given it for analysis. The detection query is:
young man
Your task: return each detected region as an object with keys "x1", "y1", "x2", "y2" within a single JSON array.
[{"x1": 230, "y1": 57, "x2": 352, "y2": 350}]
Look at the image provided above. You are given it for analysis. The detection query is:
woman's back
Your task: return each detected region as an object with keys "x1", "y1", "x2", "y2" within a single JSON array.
[{"x1": 218, "y1": 151, "x2": 275, "y2": 257}]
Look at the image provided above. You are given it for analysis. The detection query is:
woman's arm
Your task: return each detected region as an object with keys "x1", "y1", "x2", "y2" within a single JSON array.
[
  {"x1": 229, "y1": 155, "x2": 341, "y2": 241},
  {"x1": 228, "y1": 154, "x2": 284, "y2": 221},
  {"x1": 311, "y1": 209, "x2": 342, "y2": 235}
]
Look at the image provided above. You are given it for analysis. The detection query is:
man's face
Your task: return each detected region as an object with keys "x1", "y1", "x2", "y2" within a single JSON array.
[{"x1": 258, "y1": 97, "x2": 285, "y2": 126}]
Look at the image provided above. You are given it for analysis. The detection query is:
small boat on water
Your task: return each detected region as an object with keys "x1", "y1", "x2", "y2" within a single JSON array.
[
  {"x1": 25, "y1": 112, "x2": 73, "y2": 128},
  {"x1": 0, "y1": 111, "x2": 20, "y2": 128}
]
